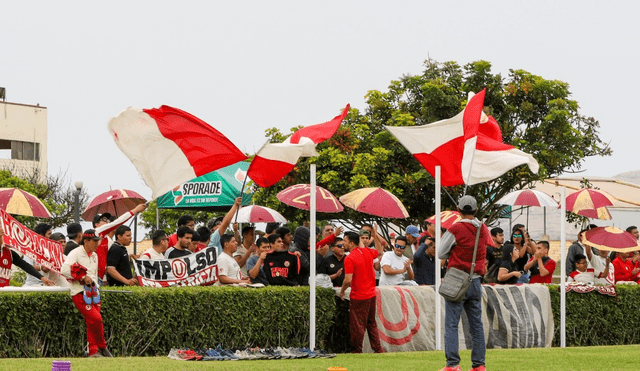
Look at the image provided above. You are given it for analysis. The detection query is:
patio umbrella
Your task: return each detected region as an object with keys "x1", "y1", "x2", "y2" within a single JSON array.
[
  {"x1": 582, "y1": 226, "x2": 640, "y2": 253},
  {"x1": 496, "y1": 189, "x2": 558, "y2": 207},
  {"x1": 565, "y1": 189, "x2": 615, "y2": 220},
  {"x1": 82, "y1": 189, "x2": 147, "y2": 221},
  {"x1": 425, "y1": 210, "x2": 462, "y2": 230},
  {"x1": 277, "y1": 184, "x2": 343, "y2": 213},
  {"x1": 497, "y1": 188, "x2": 559, "y2": 228},
  {"x1": 234, "y1": 205, "x2": 287, "y2": 224},
  {"x1": 0, "y1": 188, "x2": 52, "y2": 218},
  {"x1": 339, "y1": 187, "x2": 409, "y2": 219}
]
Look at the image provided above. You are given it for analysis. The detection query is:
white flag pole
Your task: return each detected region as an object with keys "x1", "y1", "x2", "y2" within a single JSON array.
[
  {"x1": 310, "y1": 163, "x2": 317, "y2": 351},
  {"x1": 560, "y1": 186, "x2": 566, "y2": 348},
  {"x1": 434, "y1": 165, "x2": 442, "y2": 350}
]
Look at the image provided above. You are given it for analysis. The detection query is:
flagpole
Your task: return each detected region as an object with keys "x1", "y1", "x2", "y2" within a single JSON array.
[
  {"x1": 435, "y1": 165, "x2": 442, "y2": 350},
  {"x1": 233, "y1": 173, "x2": 249, "y2": 224},
  {"x1": 560, "y1": 186, "x2": 566, "y2": 348},
  {"x1": 309, "y1": 163, "x2": 317, "y2": 351}
]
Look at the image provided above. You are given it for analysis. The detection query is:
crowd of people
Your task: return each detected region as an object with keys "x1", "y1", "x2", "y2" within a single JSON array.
[{"x1": 3, "y1": 191, "x2": 640, "y2": 363}]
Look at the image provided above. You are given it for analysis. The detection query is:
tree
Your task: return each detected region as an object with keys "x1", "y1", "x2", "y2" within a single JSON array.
[
  {"x1": 251, "y1": 59, "x2": 611, "y2": 237},
  {"x1": 138, "y1": 200, "x2": 220, "y2": 236},
  {"x1": 0, "y1": 168, "x2": 90, "y2": 229}
]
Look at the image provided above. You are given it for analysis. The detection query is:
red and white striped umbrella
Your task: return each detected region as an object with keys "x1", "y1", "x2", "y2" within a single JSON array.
[
  {"x1": 234, "y1": 205, "x2": 287, "y2": 224},
  {"x1": 0, "y1": 188, "x2": 52, "y2": 218},
  {"x1": 82, "y1": 189, "x2": 147, "y2": 221},
  {"x1": 566, "y1": 189, "x2": 616, "y2": 220},
  {"x1": 277, "y1": 184, "x2": 343, "y2": 213},
  {"x1": 339, "y1": 187, "x2": 409, "y2": 219},
  {"x1": 496, "y1": 189, "x2": 558, "y2": 208},
  {"x1": 582, "y1": 226, "x2": 640, "y2": 253}
]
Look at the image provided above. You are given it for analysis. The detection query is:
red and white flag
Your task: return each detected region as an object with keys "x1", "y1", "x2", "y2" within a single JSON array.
[
  {"x1": 248, "y1": 104, "x2": 350, "y2": 188},
  {"x1": 385, "y1": 90, "x2": 539, "y2": 186},
  {"x1": 108, "y1": 105, "x2": 247, "y2": 199}
]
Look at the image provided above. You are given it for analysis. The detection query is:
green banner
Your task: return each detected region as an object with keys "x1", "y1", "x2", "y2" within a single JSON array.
[{"x1": 157, "y1": 162, "x2": 253, "y2": 211}]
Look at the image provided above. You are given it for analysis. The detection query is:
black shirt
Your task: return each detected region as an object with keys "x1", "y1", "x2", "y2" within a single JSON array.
[
  {"x1": 318, "y1": 254, "x2": 345, "y2": 287},
  {"x1": 499, "y1": 259, "x2": 520, "y2": 285},
  {"x1": 263, "y1": 250, "x2": 300, "y2": 286},
  {"x1": 486, "y1": 245, "x2": 504, "y2": 269},
  {"x1": 64, "y1": 240, "x2": 79, "y2": 256},
  {"x1": 413, "y1": 243, "x2": 442, "y2": 285},
  {"x1": 106, "y1": 243, "x2": 132, "y2": 286},
  {"x1": 167, "y1": 248, "x2": 192, "y2": 259}
]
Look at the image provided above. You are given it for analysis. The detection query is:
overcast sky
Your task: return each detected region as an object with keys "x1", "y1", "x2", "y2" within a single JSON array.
[{"x1": 2, "y1": 1, "x2": 638, "y2": 203}]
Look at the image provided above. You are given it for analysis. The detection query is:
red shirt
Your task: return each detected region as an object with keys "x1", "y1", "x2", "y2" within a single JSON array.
[
  {"x1": 612, "y1": 257, "x2": 640, "y2": 283},
  {"x1": 167, "y1": 233, "x2": 177, "y2": 248},
  {"x1": 96, "y1": 238, "x2": 109, "y2": 279},
  {"x1": 344, "y1": 247, "x2": 379, "y2": 300},
  {"x1": 528, "y1": 257, "x2": 556, "y2": 284}
]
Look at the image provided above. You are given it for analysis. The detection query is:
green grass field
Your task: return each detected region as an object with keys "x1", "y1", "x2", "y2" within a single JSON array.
[{"x1": 2, "y1": 345, "x2": 639, "y2": 371}]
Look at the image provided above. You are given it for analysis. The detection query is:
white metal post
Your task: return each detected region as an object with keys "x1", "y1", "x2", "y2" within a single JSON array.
[
  {"x1": 434, "y1": 165, "x2": 442, "y2": 350},
  {"x1": 310, "y1": 163, "x2": 317, "y2": 350},
  {"x1": 560, "y1": 187, "x2": 566, "y2": 348}
]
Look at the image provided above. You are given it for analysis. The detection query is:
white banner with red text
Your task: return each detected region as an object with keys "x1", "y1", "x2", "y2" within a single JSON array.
[
  {"x1": 0, "y1": 209, "x2": 64, "y2": 274},
  {"x1": 340, "y1": 284, "x2": 554, "y2": 352},
  {"x1": 133, "y1": 247, "x2": 218, "y2": 287}
]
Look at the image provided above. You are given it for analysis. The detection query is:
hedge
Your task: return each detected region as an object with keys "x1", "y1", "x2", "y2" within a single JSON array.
[
  {"x1": 549, "y1": 284, "x2": 640, "y2": 346},
  {"x1": 0, "y1": 286, "x2": 336, "y2": 358},
  {"x1": 2, "y1": 284, "x2": 640, "y2": 358}
]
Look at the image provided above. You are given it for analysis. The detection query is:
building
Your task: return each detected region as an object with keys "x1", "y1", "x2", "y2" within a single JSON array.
[{"x1": 0, "y1": 88, "x2": 47, "y2": 182}]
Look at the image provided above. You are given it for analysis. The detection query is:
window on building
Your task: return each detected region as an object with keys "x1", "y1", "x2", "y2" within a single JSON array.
[{"x1": 0, "y1": 139, "x2": 40, "y2": 161}]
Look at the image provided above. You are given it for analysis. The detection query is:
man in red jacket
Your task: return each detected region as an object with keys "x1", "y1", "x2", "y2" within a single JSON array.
[{"x1": 438, "y1": 196, "x2": 489, "y2": 371}]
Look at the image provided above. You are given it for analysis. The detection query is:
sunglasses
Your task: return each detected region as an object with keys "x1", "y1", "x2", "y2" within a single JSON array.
[
  {"x1": 513, "y1": 234, "x2": 523, "y2": 238},
  {"x1": 335, "y1": 244, "x2": 344, "y2": 249},
  {"x1": 395, "y1": 244, "x2": 406, "y2": 250}
]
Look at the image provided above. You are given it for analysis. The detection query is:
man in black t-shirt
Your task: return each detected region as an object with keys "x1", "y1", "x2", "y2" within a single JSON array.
[
  {"x1": 106, "y1": 225, "x2": 138, "y2": 286},
  {"x1": 164, "y1": 226, "x2": 194, "y2": 259},
  {"x1": 64, "y1": 223, "x2": 83, "y2": 256},
  {"x1": 264, "y1": 234, "x2": 300, "y2": 286},
  {"x1": 319, "y1": 237, "x2": 345, "y2": 287}
]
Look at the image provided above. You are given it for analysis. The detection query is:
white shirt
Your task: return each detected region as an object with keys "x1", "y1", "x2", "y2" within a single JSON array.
[
  {"x1": 233, "y1": 245, "x2": 250, "y2": 278},
  {"x1": 140, "y1": 248, "x2": 165, "y2": 260},
  {"x1": 61, "y1": 246, "x2": 99, "y2": 296},
  {"x1": 379, "y1": 251, "x2": 409, "y2": 286},
  {"x1": 591, "y1": 254, "x2": 615, "y2": 285},
  {"x1": 217, "y1": 251, "x2": 242, "y2": 285}
]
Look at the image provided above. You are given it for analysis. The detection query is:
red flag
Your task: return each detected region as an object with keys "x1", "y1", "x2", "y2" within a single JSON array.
[
  {"x1": 108, "y1": 105, "x2": 247, "y2": 199},
  {"x1": 248, "y1": 104, "x2": 349, "y2": 188},
  {"x1": 386, "y1": 91, "x2": 538, "y2": 186}
]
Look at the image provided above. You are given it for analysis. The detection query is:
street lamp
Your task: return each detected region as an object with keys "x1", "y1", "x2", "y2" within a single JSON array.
[{"x1": 74, "y1": 181, "x2": 83, "y2": 223}]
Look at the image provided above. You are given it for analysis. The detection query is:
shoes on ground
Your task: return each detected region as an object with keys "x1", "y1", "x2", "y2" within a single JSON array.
[
  {"x1": 470, "y1": 366, "x2": 486, "y2": 371},
  {"x1": 99, "y1": 348, "x2": 113, "y2": 357},
  {"x1": 438, "y1": 366, "x2": 462, "y2": 371}
]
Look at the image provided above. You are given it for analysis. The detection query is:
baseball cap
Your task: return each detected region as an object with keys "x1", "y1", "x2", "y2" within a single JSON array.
[
  {"x1": 458, "y1": 195, "x2": 477, "y2": 212},
  {"x1": 406, "y1": 225, "x2": 420, "y2": 237},
  {"x1": 80, "y1": 229, "x2": 101, "y2": 244},
  {"x1": 67, "y1": 223, "x2": 82, "y2": 238},
  {"x1": 358, "y1": 229, "x2": 371, "y2": 237}
]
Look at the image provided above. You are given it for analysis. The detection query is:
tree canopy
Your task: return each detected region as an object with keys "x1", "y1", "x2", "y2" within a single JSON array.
[{"x1": 251, "y1": 59, "x2": 611, "y2": 236}]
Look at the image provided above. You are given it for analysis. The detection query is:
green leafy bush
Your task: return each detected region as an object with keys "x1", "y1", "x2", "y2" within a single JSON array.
[
  {"x1": 549, "y1": 284, "x2": 640, "y2": 346},
  {"x1": 0, "y1": 286, "x2": 336, "y2": 357}
]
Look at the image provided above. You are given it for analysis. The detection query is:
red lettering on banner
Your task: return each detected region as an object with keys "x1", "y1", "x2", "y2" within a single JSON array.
[
  {"x1": 171, "y1": 259, "x2": 188, "y2": 279},
  {"x1": 0, "y1": 210, "x2": 64, "y2": 273},
  {"x1": 376, "y1": 287, "x2": 421, "y2": 345}
]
